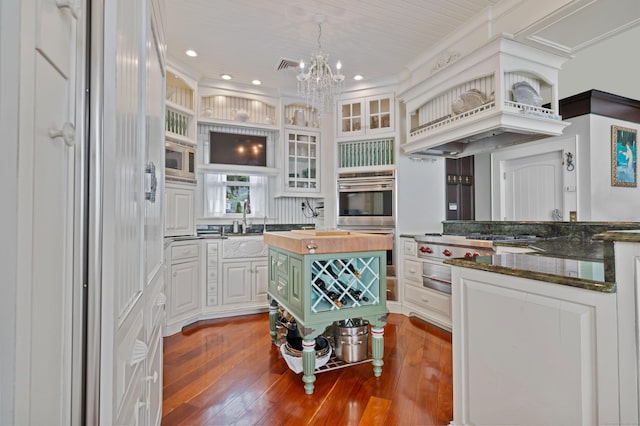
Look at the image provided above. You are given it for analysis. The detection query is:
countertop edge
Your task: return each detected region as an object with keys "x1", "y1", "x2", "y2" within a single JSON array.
[{"x1": 445, "y1": 257, "x2": 616, "y2": 293}]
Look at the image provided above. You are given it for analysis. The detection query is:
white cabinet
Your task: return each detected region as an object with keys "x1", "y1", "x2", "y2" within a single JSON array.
[
  {"x1": 164, "y1": 181, "x2": 195, "y2": 236},
  {"x1": 282, "y1": 129, "x2": 320, "y2": 195},
  {"x1": 166, "y1": 242, "x2": 201, "y2": 328},
  {"x1": 221, "y1": 260, "x2": 267, "y2": 305},
  {"x1": 205, "y1": 241, "x2": 219, "y2": 306},
  {"x1": 337, "y1": 93, "x2": 394, "y2": 139},
  {"x1": 221, "y1": 236, "x2": 269, "y2": 305},
  {"x1": 451, "y1": 266, "x2": 619, "y2": 425},
  {"x1": 400, "y1": 238, "x2": 452, "y2": 330}
]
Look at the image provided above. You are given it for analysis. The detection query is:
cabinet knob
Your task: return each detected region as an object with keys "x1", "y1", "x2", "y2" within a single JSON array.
[
  {"x1": 49, "y1": 122, "x2": 75, "y2": 147},
  {"x1": 56, "y1": 0, "x2": 80, "y2": 19},
  {"x1": 145, "y1": 371, "x2": 159, "y2": 383}
]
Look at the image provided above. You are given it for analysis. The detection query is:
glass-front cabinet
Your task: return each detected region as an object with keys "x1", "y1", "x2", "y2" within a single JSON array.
[
  {"x1": 284, "y1": 129, "x2": 320, "y2": 194},
  {"x1": 337, "y1": 93, "x2": 394, "y2": 139}
]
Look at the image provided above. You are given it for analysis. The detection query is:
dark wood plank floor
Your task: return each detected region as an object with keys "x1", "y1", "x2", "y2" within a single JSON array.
[{"x1": 162, "y1": 313, "x2": 453, "y2": 425}]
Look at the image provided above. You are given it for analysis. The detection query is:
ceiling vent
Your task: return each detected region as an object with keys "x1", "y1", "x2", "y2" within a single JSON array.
[{"x1": 276, "y1": 58, "x2": 301, "y2": 71}]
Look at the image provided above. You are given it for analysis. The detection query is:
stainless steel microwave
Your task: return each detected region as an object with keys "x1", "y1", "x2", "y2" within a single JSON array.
[
  {"x1": 165, "y1": 141, "x2": 195, "y2": 181},
  {"x1": 337, "y1": 170, "x2": 395, "y2": 227}
]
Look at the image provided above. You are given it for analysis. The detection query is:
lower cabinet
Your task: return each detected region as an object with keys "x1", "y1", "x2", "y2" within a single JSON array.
[
  {"x1": 166, "y1": 241, "x2": 201, "y2": 332},
  {"x1": 222, "y1": 260, "x2": 268, "y2": 305},
  {"x1": 165, "y1": 236, "x2": 269, "y2": 336},
  {"x1": 400, "y1": 238, "x2": 452, "y2": 330},
  {"x1": 450, "y1": 266, "x2": 619, "y2": 425}
]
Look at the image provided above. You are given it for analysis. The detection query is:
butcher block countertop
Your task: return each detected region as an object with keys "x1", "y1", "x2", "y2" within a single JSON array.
[{"x1": 263, "y1": 230, "x2": 392, "y2": 255}]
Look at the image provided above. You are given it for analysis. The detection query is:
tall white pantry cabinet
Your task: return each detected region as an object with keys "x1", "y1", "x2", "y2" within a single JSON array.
[{"x1": 2, "y1": 0, "x2": 166, "y2": 424}]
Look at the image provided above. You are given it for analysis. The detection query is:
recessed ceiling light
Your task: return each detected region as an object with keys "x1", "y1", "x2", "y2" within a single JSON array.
[
  {"x1": 220, "y1": 74, "x2": 232, "y2": 80},
  {"x1": 185, "y1": 49, "x2": 198, "y2": 57},
  {"x1": 252, "y1": 80, "x2": 262, "y2": 85},
  {"x1": 353, "y1": 74, "x2": 364, "y2": 81}
]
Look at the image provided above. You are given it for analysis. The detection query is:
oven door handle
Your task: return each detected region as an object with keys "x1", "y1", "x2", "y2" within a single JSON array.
[
  {"x1": 338, "y1": 182, "x2": 394, "y2": 190},
  {"x1": 423, "y1": 274, "x2": 450, "y2": 285}
]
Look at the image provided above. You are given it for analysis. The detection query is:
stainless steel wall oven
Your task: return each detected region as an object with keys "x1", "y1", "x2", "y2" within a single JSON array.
[{"x1": 337, "y1": 170, "x2": 395, "y2": 227}]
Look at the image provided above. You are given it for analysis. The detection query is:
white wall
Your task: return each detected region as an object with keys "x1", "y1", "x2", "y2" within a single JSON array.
[
  {"x1": 0, "y1": 0, "x2": 19, "y2": 423},
  {"x1": 584, "y1": 115, "x2": 640, "y2": 221},
  {"x1": 559, "y1": 25, "x2": 640, "y2": 101}
]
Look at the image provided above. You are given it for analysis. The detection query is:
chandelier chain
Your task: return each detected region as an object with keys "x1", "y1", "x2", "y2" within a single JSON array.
[{"x1": 296, "y1": 17, "x2": 344, "y2": 118}]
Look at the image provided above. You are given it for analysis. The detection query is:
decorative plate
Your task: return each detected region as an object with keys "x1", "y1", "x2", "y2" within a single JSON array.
[
  {"x1": 451, "y1": 89, "x2": 488, "y2": 115},
  {"x1": 512, "y1": 81, "x2": 543, "y2": 106}
]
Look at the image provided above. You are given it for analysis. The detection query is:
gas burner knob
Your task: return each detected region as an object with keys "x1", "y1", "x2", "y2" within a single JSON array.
[
  {"x1": 419, "y1": 246, "x2": 432, "y2": 254},
  {"x1": 464, "y1": 252, "x2": 473, "y2": 258},
  {"x1": 442, "y1": 249, "x2": 452, "y2": 257},
  {"x1": 473, "y1": 252, "x2": 480, "y2": 257}
]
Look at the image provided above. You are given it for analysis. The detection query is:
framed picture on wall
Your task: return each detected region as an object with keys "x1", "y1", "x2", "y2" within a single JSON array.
[{"x1": 611, "y1": 125, "x2": 637, "y2": 187}]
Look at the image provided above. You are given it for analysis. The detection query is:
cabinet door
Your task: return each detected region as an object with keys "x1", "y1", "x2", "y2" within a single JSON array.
[
  {"x1": 284, "y1": 130, "x2": 320, "y2": 194},
  {"x1": 165, "y1": 185, "x2": 194, "y2": 236},
  {"x1": 366, "y1": 95, "x2": 394, "y2": 135},
  {"x1": 288, "y1": 256, "x2": 304, "y2": 315},
  {"x1": 337, "y1": 99, "x2": 364, "y2": 138},
  {"x1": 253, "y1": 260, "x2": 269, "y2": 302},
  {"x1": 222, "y1": 262, "x2": 252, "y2": 304},
  {"x1": 23, "y1": 1, "x2": 79, "y2": 422},
  {"x1": 168, "y1": 260, "x2": 200, "y2": 318}
]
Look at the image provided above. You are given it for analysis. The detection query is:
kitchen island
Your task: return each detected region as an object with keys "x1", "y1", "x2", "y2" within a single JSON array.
[
  {"x1": 445, "y1": 229, "x2": 640, "y2": 425},
  {"x1": 263, "y1": 230, "x2": 392, "y2": 394}
]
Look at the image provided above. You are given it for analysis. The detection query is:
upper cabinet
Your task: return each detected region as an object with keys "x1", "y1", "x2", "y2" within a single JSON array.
[
  {"x1": 275, "y1": 100, "x2": 322, "y2": 196},
  {"x1": 165, "y1": 69, "x2": 197, "y2": 146},
  {"x1": 198, "y1": 86, "x2": 278, "y2": 130},
  {"x1": 337, "y1": 93, "x2": 395, "y2": 140},
  {"x1": 283, "y1": 129, "x2": 320, "y2": 194}
]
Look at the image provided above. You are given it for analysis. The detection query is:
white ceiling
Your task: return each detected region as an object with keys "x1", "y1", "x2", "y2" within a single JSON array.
[{"x1": 165, "y1": 0, "x2": 501, "y2": 92}]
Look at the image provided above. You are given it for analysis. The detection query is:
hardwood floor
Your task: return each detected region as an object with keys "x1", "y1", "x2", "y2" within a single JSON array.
[{"x1": 162, "y1": 313, "x2": 453, "y2": 425}]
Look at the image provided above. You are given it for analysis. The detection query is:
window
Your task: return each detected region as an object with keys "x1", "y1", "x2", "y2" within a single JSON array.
[
  {"x1": 203, "y1": 173, "x2": 266, "y2": 218},
  {"x1": 225, "y1": 175, "x2": 250, "y2": 213}
]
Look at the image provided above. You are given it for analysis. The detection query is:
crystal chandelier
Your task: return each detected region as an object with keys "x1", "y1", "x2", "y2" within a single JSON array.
[{"x1": 297, "y1": 14, "x2": 344, "y2": 117}]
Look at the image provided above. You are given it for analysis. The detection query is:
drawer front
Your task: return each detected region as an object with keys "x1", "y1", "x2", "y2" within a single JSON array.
[
  {"x1": 207, "y1": 294, "x2": 218, "y2": 306},
  {"x1": 171, "y1": 243, "x2": 199, "y2": 261},
  {"x1": 403, "y1": 259, "x2": 422, "y2": 283},
  {"x1": 403, "y1": 240, "x2": 417, "y2": 257},
  {"x1": 207, "y1": 268, "x2": 218, "y2": 283},
  {"x1": 207, "y1": 242, "x2": 219, "y2": 255},
  {"x1": 405, "y1": 285, "x2": 451, "y2": 316},
  {"x1": 423, "y1": 262, "x2": 451, "y2": 283},
  {"x1": 276, "y1": 252, "x2": 288, "y2": 275}
]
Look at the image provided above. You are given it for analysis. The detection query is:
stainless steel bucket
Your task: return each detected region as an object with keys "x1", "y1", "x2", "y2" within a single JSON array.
[{"x1": 333, "y1": 319, "x2": 369, "y2": 363}]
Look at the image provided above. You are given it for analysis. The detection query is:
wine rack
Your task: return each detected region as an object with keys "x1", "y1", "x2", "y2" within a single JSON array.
[{"x1": 310, "y1": 256, "x2": 381, "y2": 313}]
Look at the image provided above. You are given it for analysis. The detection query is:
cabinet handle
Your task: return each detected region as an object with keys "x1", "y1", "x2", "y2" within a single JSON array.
[
  {"x1": 276, "y1": 285, "x2": 284, "y2": 292},
  {"x1": 145, "y1": 162, "x2": 157, "y2": 203},
  {"x1": 49, "y1": 122, "x2": 75, "y2": 147},
  {"x1": 156, "y1": 293, "x2": 166, "y2": 306},
  {"x1": 172, "y1": 271, "x2": 177, "y2": 277},
  {"x1": 56, "y1": 0, "x2": 80, "y2": 19},
  {"x1": 145, "y1": 371, "x2": 159, "y2": 383}
]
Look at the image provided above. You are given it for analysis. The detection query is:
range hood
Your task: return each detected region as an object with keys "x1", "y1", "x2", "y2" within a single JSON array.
[{"x1": 399, "y1": 35, "x2": 571, "y2": 158}]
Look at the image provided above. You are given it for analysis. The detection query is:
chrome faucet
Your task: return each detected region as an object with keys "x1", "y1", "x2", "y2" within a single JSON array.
[{"x1": 242, "y1": 200, "x2": 251, "y2": 234}]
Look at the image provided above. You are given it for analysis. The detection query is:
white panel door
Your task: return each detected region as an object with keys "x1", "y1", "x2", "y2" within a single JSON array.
[
  {"x1": 503, "y1": 151, "x2": 563, "y2": 220},
  {"x1": 16, "y1": 0, "x2": 80, "y2": 423}
]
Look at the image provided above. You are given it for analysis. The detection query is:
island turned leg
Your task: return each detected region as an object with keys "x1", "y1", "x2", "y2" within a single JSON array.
[
  {"x1": 268, "y1": 298, "x2": 279, "y2": 344},
  {"x1": 301, "y1": 337, "x2": 317, "y2": 394},
  {"x1": 371, "y1": 326, "x2": 384, "y2": 377}
]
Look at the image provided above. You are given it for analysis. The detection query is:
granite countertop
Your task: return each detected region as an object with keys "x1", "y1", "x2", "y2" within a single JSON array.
[
  {"x1": 493, "y1": 237, "x2": 604, "y2": 261},
  {"x1": 445, "y1": 253, "x2": 614, "y2": 293}
]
